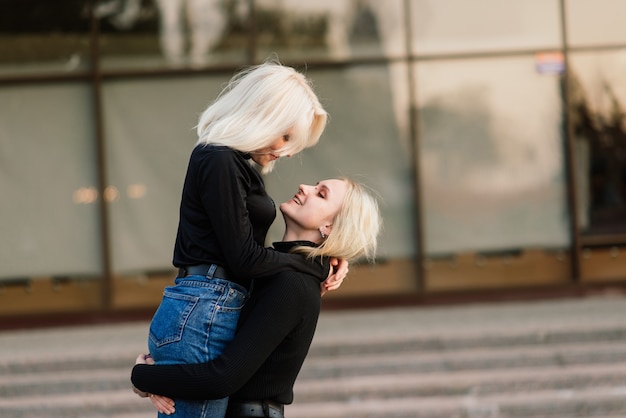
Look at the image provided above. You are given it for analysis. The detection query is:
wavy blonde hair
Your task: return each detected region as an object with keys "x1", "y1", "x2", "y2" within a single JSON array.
[
  {"x1": 196, "y1": 59, "x2": 328, "y2": 173},
  {"x1": 295, "y1": 178, "x2": 382, "y2": 263}
]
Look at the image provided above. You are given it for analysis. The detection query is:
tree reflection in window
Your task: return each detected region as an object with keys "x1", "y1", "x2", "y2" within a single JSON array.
[{"x1": 570, "y1": 72, "x2": 626, "y2": 235}]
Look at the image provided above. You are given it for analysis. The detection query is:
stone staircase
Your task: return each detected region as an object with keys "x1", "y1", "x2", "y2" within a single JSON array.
[
  {"x1": 2, "y1": 302, "x2": 626, "y2": 417},
  {"x1": 289, "y1": 325, "x2": 626, "y2": 417}
]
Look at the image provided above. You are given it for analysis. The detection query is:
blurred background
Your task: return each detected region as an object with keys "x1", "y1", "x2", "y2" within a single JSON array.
[{"x1": 1, "y1": 0, "x2": 626, "y2": 325}]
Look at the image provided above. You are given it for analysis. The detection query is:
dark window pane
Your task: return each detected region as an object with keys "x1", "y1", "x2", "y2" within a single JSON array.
[{"x1": 0, "y1": 0, "x2": 92, "y2": 75}]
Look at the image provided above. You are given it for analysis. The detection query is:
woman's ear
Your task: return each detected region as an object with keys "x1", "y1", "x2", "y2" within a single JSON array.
[{"x1": 320, "y1": 225, "x2": 332, "y2": 239}]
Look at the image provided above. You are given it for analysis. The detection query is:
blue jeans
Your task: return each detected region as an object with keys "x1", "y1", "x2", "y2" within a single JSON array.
[{"x1": 148, "y1": 273, "x2": 248, "y2": 418}]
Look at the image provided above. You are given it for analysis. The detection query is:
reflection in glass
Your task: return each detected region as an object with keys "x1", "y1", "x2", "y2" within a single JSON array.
[
  {"x1": 415, "y1": 57, "x2": 569, "y2": 255},
  {"x1": 97, "y1": 0, "x2": 247, "y2": 70},
  {"x1": 0, "y1": 0, "x2": 92, "y2": 75},
  {"x1": 569, "y1": 51, "x2": 626, "y2": 236},
  {"x1": 410, "y1": 0, "x2": 561, "y2": 55},
  {"x1": 253, "y1": 0, "x2": 406, "y2": 61}
]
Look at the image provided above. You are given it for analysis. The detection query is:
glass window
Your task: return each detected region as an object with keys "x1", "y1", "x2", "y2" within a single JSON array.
[
  {"x1": 415, "y1": 56, "x2": 570, "y2": 255},
  {"x1": 566, "y1": 0, "x2": 626, "y2": 47},
  {"x1": 410, "y1": 0, "x2": 561, "y2": 55},
  {"x1": 568, "y1": 50, "x2": 626, "y2": 238},
  {"x1": 0, "y1": 0, "x2": 92, "y2": 76},
  {"x1": 252, "y1": 0, "x2": 406, "y2": 62},
  {"x1": 102, "y1": 75, "x2": 227, "y2": 273},
  {"x1": 98, "y1": 0, "x2": 248, "y2": 70},
  {"x1": 0, "y1": 83, "x2": 101, "y2": 279},
  {"x1": 265, "y1": 64, "x2": 415, "y2": 259}
]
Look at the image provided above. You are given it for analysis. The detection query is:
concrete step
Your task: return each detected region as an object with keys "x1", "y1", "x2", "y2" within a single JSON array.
[
  {"x1": 3, "y1": 346, "x2": 626, "y2": 417},
  {"x1": 4, "y1": 339, "x2": 626, "y2": 399},
  {"x1": 3, "y1": 368, "x2": 626, "y2": 418},
  {"x1": 294, "y1": 363, "x2": 626, "y2": 402},
  {"x1": 5, "y1": 356, "x2": 626, "y2": 400},
  {"x1": 3, "y1": 304, "x2": 626, "y2": 418},
  {"x1": 0, "y1": 353, "x2": 134, "y2": 375},
  {"x1": 3, "y1": 385, "x2": 626, "y2": 418},
  {"x1": 0, "y1": 368, "x2": 130, "y2": 397},
  {"x1": 298, "y1": 340, "x2": 626, "y2": 379},
  {"x1": 287, "y1": 386, "x2": 626, "y2": 418},
  {"x1": 3, "y1": 325, "x2": 625, "y2": 376},
  {"x1": 306, "y1": 325, "x2": 626, "y2": 357},
  {"x1": 0, "y1": 388, "x2": 147, "y2": 418}
]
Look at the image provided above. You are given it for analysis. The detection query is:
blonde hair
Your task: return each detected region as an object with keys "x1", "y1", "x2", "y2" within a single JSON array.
[
  {"x1": 196, "y1": 60, "x2": 328, "y2": 173},
  {"x1": 295, "y1": 178, "x2": 382, "y2": 263}
]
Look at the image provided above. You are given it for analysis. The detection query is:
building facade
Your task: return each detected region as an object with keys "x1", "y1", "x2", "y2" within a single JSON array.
[{"x1": 1, "y1": 0, "x2": 626, "y2": 320}]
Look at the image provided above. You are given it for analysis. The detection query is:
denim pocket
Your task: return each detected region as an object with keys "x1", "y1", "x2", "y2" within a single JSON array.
[
  {"x1": 217, "y1": 286, "x2": 248, "y2": 312},
  {"x1": 149, "y1": 290, "x2": 199, "y2": 348}
]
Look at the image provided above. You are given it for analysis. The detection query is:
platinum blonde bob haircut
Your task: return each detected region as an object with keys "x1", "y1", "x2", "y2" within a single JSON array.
[
  {"x1": 195, "y1": 60, "x2": 328, "y2": 173},
  {"x1": 296, "y1": 178, "x2": 382, "y2": 264}
]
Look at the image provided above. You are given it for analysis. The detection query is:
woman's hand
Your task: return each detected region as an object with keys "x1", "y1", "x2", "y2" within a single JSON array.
[
  {"x1": 149, "y1": 393, "x2": 176, "y2": 415},
  {"x1": 321, "y1": 258, "x2": 348, "y2": 296},
  {"x1": 133, "y1": 354, "x2": 176, "y2": 415},
  {"x1": 135, "y1": 353, "x2": 154, "y2": 365}
]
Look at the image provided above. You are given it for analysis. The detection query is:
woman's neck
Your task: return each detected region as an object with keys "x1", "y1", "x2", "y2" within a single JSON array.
[{"x1": 282, "y1": 229, "x2": 322, "y2": 244}]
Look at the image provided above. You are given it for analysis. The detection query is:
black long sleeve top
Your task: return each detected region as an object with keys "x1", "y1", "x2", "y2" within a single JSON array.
[
  {"x1": 132, "y1": 241, "x2": 322, "y2": 405},
  {"x1": 173, "y1": 145, "x2": 327, "y2": 289}
]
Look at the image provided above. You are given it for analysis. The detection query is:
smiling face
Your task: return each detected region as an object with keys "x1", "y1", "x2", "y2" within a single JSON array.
[
  {"x1": 279, "y1": 179, "x2": 349, "y2": 243},
  {"x1": 250, "y1": 129, "x2": 294, "y2": 167}
]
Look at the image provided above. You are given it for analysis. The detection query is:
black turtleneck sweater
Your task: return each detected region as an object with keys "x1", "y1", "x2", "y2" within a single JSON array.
[
  {"x1": 132, "y1": 241, "x2": 323, "y2": 405},
  {"x1": 173, "y1": 145, "x2": 327, "y2": 289}
]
